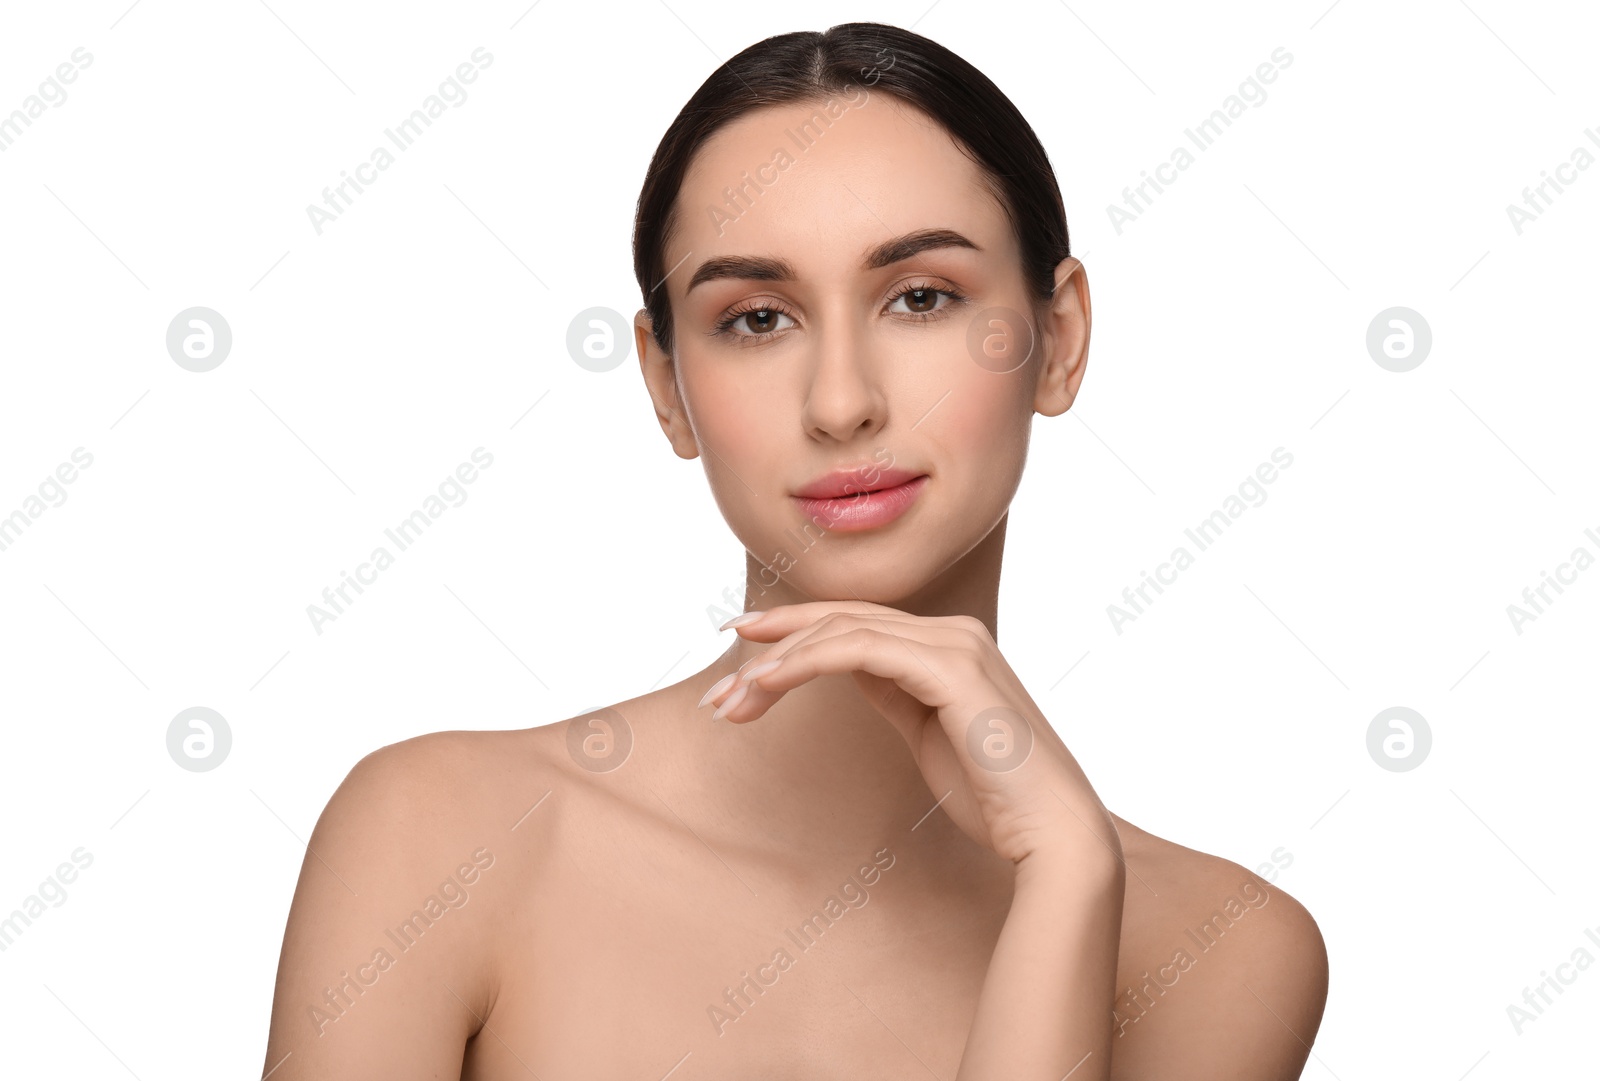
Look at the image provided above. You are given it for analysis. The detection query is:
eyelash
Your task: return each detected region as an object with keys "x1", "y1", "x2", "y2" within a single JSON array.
[{"x1": 712, "y1": 281, "x2": 968, "y2": 343}]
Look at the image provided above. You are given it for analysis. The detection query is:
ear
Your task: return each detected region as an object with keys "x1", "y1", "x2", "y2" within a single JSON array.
[
  {"x1": 635, "y1": 309, "x2": 700, "y2": 460},
  {"x1": 1033, "y1": 256, "x2": 1091, "y2": 417}
]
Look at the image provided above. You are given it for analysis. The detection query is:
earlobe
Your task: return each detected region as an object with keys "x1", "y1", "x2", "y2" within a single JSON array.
[
  {"x1": 1034, "y1": 256, "x2": 1091, "y2": 418},
  {"x1": 635, "y1": 312, "x2": 700, "y2": 461}
]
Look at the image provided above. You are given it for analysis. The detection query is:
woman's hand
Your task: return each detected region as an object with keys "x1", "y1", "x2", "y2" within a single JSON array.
[
  {"x1": 702, "y1": 600, "x2": 1122, "y2": 876},
  {"x1": 706, "y1": 600, "x2": 1127, "y2": 1078}
]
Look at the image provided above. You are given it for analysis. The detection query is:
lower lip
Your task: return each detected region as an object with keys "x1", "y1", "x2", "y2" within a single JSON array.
[{"x1": 792, "y1": 475, "x2": 929, "y2": 532}]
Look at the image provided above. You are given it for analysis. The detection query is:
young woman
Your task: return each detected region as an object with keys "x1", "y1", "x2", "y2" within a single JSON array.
[{"x1": 263, "y1": 21, "x2": 1328, "y2": 1080}]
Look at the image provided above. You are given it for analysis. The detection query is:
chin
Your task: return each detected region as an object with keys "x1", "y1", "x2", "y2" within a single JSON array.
[{"x1": 774, "y1": 558, "x2": 935, "y2": 607}]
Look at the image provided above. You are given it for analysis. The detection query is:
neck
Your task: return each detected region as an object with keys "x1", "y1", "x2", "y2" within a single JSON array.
[{"x1": 677, "y1": 514, "x2": 1008, "y2": 870}]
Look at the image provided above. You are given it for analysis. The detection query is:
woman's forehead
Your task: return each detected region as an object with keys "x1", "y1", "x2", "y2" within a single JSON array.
[{"x1": 670, "y1": 97, "x2": 1007, "y2": 275}]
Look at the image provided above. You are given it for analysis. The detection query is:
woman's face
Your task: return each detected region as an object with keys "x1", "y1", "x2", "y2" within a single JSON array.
[{"x1": 636, "y1": 91, "x2": 1088, "y2": 603}]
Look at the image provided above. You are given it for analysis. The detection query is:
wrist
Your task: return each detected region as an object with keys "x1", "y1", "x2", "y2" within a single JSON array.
[
  {"x1": 1011, "y1": 800, "x2": 1124, "y2": 880},
  {"x1": 1012, "y1": 841, "x2": 1125, "y2": 895}
]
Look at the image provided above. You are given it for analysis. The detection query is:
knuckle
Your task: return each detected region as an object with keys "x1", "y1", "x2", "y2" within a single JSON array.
[
  {"x1": 847, "y1": 626, "x2": 879, "y2": 661},
  {"x1": 821, "y1": 612, "x2": 855, "y2": 633},
  {"x1": 952, "y1": 614, "x2": 990, "y2": 643},
  {"x1": 847, "y1": 625, "x2": 878, "y2": 648}
]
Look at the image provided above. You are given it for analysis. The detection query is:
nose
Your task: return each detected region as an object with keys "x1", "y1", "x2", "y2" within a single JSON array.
[{"x1": 800, "y1": 315, "x2": 887, "y2": 443}]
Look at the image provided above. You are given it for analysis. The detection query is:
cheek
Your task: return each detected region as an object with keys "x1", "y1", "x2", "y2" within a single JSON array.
[
  {"x1": 937, "y1": 365, "x2": 1032, "y2": 462},
  {"x1": 678, "y1": 365, "x2": 791, "y2": 533},
  {"x1": 681, "y1": 363, "x2": 771, "y2": 455},
  {"x1": 919, "y1": 365, "x2": 1032, "y2": 525}
]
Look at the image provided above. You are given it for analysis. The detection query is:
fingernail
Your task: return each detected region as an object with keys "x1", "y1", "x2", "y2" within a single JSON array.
[
  {"x1": 719, "y1": 611, "x2": 766, "y2": 630},
  {"x1": 739, "y1": 659, "x2": 781, "y2": 683},
  {"x1": 698, "y1": 672, "x2": 737, "y2": 708},
  {"x1": 710, "y1": 682, "x2": 749, "y2": 721}
]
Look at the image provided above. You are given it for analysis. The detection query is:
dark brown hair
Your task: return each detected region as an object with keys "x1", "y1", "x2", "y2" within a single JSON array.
[{"x1": 631, "y1": 21, "x2": 1070, "y2": 357}]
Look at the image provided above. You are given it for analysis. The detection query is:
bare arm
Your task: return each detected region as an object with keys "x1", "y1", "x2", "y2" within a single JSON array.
[
  {"x1": 957, "y1": 846, "x2": 1125, "y2": 1080},
  {"x1": 259, "y1": 736, "x2": 499, "y2": 1081},
  {"x1": 960, "y1": 837, "x2": 1329, "y2": 1081}
]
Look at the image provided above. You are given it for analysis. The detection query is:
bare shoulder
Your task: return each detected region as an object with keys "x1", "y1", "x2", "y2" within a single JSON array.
[
  {"x1": 261, "y1": 727, "x2": 555, "y2": 1079},
  {"x1": 325, "y1": 725, "x2": 576, "y2": 889},
  {"x1": 339, "y1": 726, "x2": 545, "y2": 806},
  {"x1": 1110, "y1": 817, "x2": 1329, "y2": 1080}
]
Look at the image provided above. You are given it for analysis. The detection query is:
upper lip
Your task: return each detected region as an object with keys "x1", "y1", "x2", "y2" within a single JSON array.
[{"x1": 793, "y1": 465, "x2": 927, "y2": 500}]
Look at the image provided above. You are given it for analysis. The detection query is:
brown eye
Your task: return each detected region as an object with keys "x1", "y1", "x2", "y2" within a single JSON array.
[
  {"x1": 741, "y1": 309, "x2": 780, "y2": 333},
  {"x1": 717, "y1": 305, "x2": 796, "y2": 339},
  {"x1": 888, "y1": 285, "x2": 959, "y2": 318}
]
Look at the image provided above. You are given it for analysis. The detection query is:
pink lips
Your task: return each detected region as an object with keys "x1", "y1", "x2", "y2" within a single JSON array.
[{"x1": 791, "y1": 471, "x2": 929, "y2": 532}]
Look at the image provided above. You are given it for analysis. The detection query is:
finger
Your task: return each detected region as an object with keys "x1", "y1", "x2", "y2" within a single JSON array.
[
  {"x1": 724, "y1": 600, "x2": 975, "y2": 642},
  {"x1": 722, "y1": 601, "x2": 895, "y2": 643},
  {"x1": 711, "y1": 613, "x2": 973, "y2": 713},
  {"x1": 721, "y1": 627, "x2": 975, "y2": 739},
  {"x1": 751, "y1": 610, "x2": 967, "y2": 669},
  {"x1": 709, "y1": 611, "x2": 929, "y2": 711}
]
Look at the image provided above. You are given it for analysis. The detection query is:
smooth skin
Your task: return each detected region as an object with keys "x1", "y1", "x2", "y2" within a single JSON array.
[{"x1": 261, "y1": 91, "x2": 1328, "y2": 1079}]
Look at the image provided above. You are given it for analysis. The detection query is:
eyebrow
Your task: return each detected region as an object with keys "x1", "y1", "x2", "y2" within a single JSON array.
[{"x1": 683, "y1": 228, "x2": 982, "y2": 293}]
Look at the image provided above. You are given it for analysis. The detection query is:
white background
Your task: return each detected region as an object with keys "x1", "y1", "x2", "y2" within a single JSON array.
[{"x1": 1, "y1": 0, "x2": 1596, "y2": 1076}]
